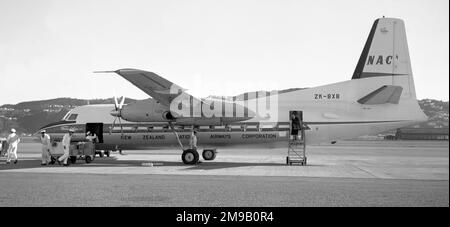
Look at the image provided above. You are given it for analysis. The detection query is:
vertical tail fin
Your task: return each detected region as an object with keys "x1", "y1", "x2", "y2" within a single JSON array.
[{"x1": 352, "y1": 18, "x2": 416, "y2": 99}]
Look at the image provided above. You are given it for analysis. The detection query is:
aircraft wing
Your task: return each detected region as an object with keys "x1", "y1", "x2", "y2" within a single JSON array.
[{"x1": 104, "y1": 69, "x2": 194, "y2": 106}]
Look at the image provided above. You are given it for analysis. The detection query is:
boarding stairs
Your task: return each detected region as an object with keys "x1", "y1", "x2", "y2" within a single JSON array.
[{"x1": 286, "y1": 129, "x2": 307, "y2": 165}]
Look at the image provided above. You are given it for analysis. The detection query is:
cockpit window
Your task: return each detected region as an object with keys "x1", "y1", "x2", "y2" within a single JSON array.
[
  {"x1": 62, "y1": 111, "x2": 71, "y2": 121},
  {"x1": 67, "y1": 114, "x2": 78, "y2": 121}
]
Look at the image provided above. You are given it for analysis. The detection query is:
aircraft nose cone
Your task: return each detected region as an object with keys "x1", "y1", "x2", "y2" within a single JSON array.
[{"x1": 110, "y1": 110, "x2": 121, "y2": 117}]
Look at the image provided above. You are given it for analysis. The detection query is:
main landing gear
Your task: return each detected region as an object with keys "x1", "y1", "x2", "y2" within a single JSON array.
[
  {"x1": 181, "y1": 149, "x2": 217, "y2": 165},
  {"x1": 168, "y1": 123, "x2": 218, "y2": 165}
]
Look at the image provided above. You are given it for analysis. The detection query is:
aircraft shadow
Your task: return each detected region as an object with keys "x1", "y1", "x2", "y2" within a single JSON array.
[
  {"x1": 0, "y1": 157, "x2": 322, "y2": 171},
  {"x1": 89, "y1": 157, "x2": 289, "y2": 170}
]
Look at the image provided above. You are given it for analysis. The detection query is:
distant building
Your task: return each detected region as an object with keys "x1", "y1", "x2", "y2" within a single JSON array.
[{"x1": 396, "y1": 128, "x2": 449, "y2": 140}]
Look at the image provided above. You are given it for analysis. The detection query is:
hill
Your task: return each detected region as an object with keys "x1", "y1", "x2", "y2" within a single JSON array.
[{"x1": 417, "y1": 99, "x2": 449, "y2": 128}]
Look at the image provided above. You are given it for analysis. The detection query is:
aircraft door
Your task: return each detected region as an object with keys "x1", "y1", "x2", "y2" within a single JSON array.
[
  {"x1": 289, "y1": 111, "x2": 303, "y2": 140},
  {"x1": 85, "y1": 123, "x2": 104, "y2": 143}
]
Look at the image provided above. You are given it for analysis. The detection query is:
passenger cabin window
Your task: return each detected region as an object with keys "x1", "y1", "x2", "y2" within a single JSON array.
[{"x1": 67, "y1": 114, "x2": 78, "y2": 121}]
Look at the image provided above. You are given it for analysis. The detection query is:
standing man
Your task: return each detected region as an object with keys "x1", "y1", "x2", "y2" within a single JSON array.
[
  {"x1": 58, "y1": 128, "x2": 74, "y2": 166},
  {"x1": 291, "y1": 112, "x2": 301, "y2": 140},
  {"x1": 189, "y1": 130, "x2": 198, "y2": 150},
  {"x1": 40, "y1": 130, "x2": 51, "y2": 165},
  {"x1": 6, "y1": 128, "x2": 20, "y2": 164}
]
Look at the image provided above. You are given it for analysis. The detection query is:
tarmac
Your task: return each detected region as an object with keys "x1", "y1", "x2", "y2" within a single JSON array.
[{"x1": 0, "y1": 140, "x2": 448, "y2": 206}]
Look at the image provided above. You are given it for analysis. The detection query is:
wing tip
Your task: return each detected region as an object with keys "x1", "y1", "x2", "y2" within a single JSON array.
[{"x1": 93, "y1": 70, "x2": 117, "y2": 74}]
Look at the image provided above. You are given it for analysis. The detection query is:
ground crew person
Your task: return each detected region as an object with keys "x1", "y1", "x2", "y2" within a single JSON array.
[
  {"x1": 6, "y1": 128, "x2": 20, "y2": 164},
  {"x1": 86, "y1": 131, "x2": 97, "y2": 143},
  {"x1": 58, "y1": 128, "x2": 74, "y2": 166},
  {"x1": 40, "y1": 130, "x2": 51, "y2": 165},
  {"x1": 189, "y1": 130, "x2": 198, "y2": 150}
]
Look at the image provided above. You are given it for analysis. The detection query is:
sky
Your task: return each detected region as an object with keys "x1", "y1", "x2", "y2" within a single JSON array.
[{"x1": 0, "y1": 0, "x2": 448, "y2": 105}]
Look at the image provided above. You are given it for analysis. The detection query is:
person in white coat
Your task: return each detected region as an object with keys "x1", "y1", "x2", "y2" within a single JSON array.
[
  {"x1": 58, "y1": 128, "x2": 74, "y2": 166},
  {"x1": 6, "y1": 128, "x2": 20, "y2": 164},
  {"x1": 189, "y1": 130, "x2": 198, "y2": 150},
  {"x1": 39, "y1": 130, "x2": 52, "y2": 165}
]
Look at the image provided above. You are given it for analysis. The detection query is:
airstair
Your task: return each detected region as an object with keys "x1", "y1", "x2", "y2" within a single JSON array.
[{"x1": 286, "y1": 130, "x2": 306, "y2": 165}]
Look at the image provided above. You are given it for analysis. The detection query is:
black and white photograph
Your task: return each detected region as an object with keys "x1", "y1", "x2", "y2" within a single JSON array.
[{"x1": 0, "y1": 0, "x2": 448, "y2": 216}]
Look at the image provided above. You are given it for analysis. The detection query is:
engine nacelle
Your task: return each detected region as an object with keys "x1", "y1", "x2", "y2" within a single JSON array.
[
  {"x1": 120, "y1": 98, "x2": 172, "y2": 122},
  {"x1": 118, "y1": 98, "x2": 254, "y2": 124}
]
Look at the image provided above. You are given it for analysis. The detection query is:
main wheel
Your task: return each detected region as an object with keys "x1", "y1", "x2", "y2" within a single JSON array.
[
  {"x1": 105, "y1": 150, "x2": 110, "y2": 157},
  {"x1": 182, "y1": 149, "x2": 199, "y2": 165},
  {"x1": 85, "y1": 156, "x2": 92, "y2": 163},
  {"x1": 70, "y1": 156, "x2": 77, "y2": 164},
  {"x1": 202, "y1": 149, "x2": 216, "y2": 161},
  {"x1": 99, "y1": 151, "x2": 104, "y2": 158}
]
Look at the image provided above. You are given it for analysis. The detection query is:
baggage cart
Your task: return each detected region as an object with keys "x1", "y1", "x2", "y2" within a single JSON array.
[{"x1": 49, "y1": 141, "x2": 95, "y2": 165}]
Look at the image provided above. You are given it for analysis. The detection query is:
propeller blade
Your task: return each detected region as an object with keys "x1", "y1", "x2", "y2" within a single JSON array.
[
  {"x1": 109, "y1": 117, "x2": 117, "y2": 135},
  {"x1": 119, "y1": 96, "x2": 125, "y2": 109},
  {"x1": 114, "y1": 96, "x2": 119, "y2": 110}
]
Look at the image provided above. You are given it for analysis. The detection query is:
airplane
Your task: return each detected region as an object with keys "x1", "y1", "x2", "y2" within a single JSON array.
[{"x1": 38, "y1": 17, "x2": 428, "y2": 164}]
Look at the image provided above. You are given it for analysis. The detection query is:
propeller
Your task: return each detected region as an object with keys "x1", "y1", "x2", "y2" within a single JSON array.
[{"x1": 109, "y1": 96, "x2": 126, "y2": 135}]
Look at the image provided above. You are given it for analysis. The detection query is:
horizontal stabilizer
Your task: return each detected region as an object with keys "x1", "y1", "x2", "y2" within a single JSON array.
[{"x1": 357, "y1": 85, "x2": 403, "y2": 105}]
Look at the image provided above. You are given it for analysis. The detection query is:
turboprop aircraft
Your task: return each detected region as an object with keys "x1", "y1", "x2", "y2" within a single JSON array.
[{"x1": 38, "y1": 17, "x2": 427, "y2": 164}]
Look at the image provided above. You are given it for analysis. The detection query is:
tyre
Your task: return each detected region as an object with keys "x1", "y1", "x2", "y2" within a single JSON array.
[
  {"x1": 70, "y1": 156, "x2": 77, "y2": 164},
  {"x1": 182, "y1": 149, "x2": 199, "y2": 165},
  {"x1": 286, "y1": 157, "x2": 289, "y2": 165},
  {"x1": 202, "y1": 149, "x2": 216, "y2": 161},
  {"x1": 99, "y1": 151, "x2": 104, "y2": 158},
  {"x1": 106, "y1": 151, "x2": 110, "y2": 157},
  {"x1": 85, "y1": 156, "x2": 92, "y2": 163}
]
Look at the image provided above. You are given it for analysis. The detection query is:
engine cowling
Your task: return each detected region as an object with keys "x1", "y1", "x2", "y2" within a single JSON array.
[
  {"x1": 119, "y1": 99, "x2": 172, "y2": 122},
  {"x1": 116, "y1": 98, "x2": 255, "y2": 124}
]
